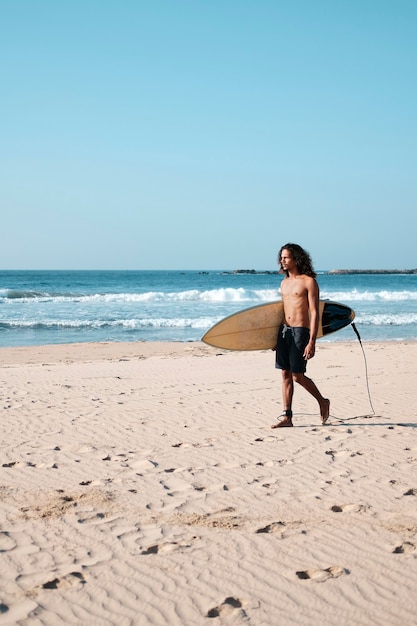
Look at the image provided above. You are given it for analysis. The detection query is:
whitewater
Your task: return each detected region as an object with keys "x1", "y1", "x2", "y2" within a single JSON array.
[{"x1": 1, "y1": 270, "x2": 416, "y2": 347}]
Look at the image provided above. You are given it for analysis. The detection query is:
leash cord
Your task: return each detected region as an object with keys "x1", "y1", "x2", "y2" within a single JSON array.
[{"x1": 351, "y1": 322, "x2": 375, "y2": 415}]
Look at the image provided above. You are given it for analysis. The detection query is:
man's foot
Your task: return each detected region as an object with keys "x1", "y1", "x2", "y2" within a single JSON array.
[
  {"x1": 271, "y1": 416, "x2": 293, "y2": 428},
  {"x1": 321, "y1": 399, "x2": 330, "y2": 425}
]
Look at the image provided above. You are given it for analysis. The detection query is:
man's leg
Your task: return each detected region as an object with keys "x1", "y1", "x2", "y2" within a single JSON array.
[
  {"x1": 292, "y1": 372, "x2": 330, "y2": 424},
  {"x1": 282, "y1": 369, "x2": 294, "y2": 414},
  {"x1": 271, "y1": 369, "x2": 294, "y2": 428}
]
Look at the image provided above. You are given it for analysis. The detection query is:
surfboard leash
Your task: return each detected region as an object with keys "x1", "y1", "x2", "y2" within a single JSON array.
[{"x1": 351, "y1": 322, "x2": 375, "y2": 416}]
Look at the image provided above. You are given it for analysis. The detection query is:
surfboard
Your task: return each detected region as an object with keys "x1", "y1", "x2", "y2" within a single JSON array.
[{"x1": 201, "y1": 300, "x2": 355, "y2": 351}]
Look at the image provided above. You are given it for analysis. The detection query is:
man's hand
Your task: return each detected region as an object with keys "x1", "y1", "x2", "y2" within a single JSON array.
[{"x1": 304, "y1": 342, "x2": 316, "y2": 360}]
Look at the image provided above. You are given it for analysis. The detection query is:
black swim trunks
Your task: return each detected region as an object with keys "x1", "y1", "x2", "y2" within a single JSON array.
[{"x1": 275, "y1": 324, "x2": 310, "y2": 373}]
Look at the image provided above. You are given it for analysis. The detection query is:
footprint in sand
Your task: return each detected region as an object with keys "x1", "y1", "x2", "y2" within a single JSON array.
[
  {"x1": 325, "y1": 449, "x2": 352, "y2": 461},
  {"x1": 42, "y1": 571, "x2": 86, "y2": 590},
  {"x1": 207, "y1": 597, "x2": 246, "y2": 619},
  {"x1": 77, "y1": 512, "x2": 106, "y2": 524},
  {"x1": 192, "y1": 484, "x2": 206, "y2": 492},
  {"x1": 140, "y1": 540, "x2": 192, "y2": 555},
  {"x1": 330, "y1": 503, "x2": 367, "y2": 513},
  {"x1": 0, "y1": 531, "x2": 17, "y2": 552},
  {"x1": 393, "y1": 542, "x2": 416, "y2": 554},
  {"x1": 131, "y1": 459, "x2": 158, "y2": 472},
  {"x1": 254, "y1": 436, "x2": 276, "y2": 443},
  {"x1": 256, "y1": 522, "x2": 286, "y2": 534},
  {"x1": 296, "y1": 566, "x2": 348, "y2": 582}
]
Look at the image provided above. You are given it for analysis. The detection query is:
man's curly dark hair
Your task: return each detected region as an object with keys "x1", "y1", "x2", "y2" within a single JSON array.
[{"x1": 278, "y1": 243, "x2": 317, "y2": 278}]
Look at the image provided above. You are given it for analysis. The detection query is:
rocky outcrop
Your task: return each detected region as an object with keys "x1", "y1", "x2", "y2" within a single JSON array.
[{"x1": 227, "y1": 270, "x2": 280, "y2": 275}]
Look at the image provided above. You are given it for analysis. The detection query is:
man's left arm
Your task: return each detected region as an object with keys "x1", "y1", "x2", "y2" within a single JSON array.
[{"x1": 305, "y1": 278, "x2": 320, "y2": 359}]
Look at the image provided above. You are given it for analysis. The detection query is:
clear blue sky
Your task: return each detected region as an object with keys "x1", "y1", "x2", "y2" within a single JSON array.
[{"x1": 2, "y1": 0, "x2": 416, "y2": 270}]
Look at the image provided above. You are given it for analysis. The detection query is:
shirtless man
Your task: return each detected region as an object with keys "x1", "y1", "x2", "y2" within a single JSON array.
[{"x1": 272, "y1": 243, "x2": 330, "y2": 428}]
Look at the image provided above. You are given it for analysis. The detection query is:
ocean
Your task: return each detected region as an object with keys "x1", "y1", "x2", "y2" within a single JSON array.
[{"x1": 1, "y1": 270, "x2": 417, "y2": 347}]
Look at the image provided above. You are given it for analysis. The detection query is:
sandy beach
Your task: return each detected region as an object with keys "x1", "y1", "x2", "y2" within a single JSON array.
[{"x1": 1, "y1": 340, "x2": 417, "y2": 625}]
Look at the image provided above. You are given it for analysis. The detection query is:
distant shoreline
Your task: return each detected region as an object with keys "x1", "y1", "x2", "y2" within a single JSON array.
[{"x1": 224, "y1": 269, "x2": 417, "y2": 275}]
